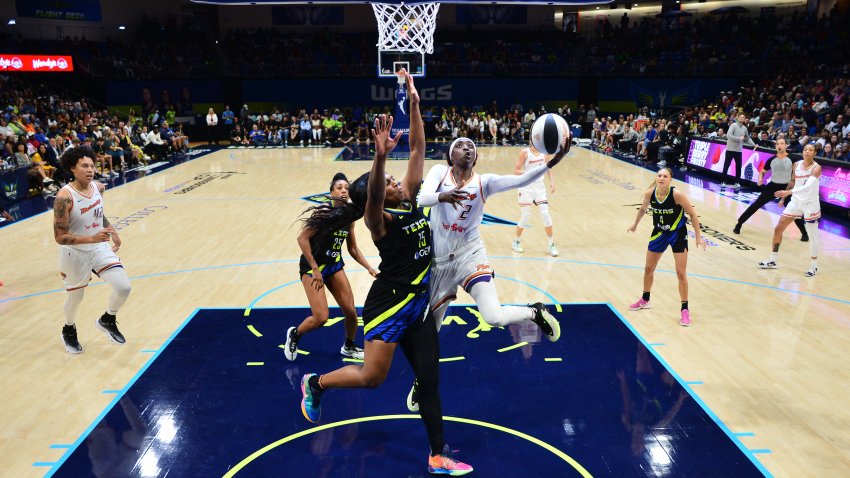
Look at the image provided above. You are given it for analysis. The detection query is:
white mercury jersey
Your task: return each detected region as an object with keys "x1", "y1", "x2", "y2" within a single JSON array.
[
  {"x1": 521, "y1": 148, "x2": 547, "y2": 185},
  {"x1": 63, "y1": 183, "x2": 104, "y2": 251},
  {"x1": 791, "y1": 160, "x2": 819, "y2": 203},
  {"x1": 420, "y1": 163, "x2": 550, "y2": 259}
]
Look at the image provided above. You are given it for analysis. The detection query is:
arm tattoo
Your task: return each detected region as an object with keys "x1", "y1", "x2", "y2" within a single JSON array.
[{"x1": 54, "y1": 197, "x2": 75, "y2": 244}]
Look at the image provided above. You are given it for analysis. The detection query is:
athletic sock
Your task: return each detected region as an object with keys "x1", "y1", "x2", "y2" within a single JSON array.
[
  {"x1": 769, "y1": 252, "x2": 778, "y2": 262},
  {"x1": 642, "y1": 292, "x2": 650, "y2": 301},
  {"x1": 681, "y1": 301, "x2": 688, "y2": 311},
  {"x1": 547, "y1": 237, "x2": 555, "y2": 246},
  {"x1": 344, "y1": 338, "x2": 356, "y2": 349},
  {"x1": 309, "y1": 374, "x2": 323, "y2": 391}
]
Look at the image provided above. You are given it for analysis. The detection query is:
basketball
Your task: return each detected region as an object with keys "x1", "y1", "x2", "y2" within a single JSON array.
[{"x1": 530, "y1": 113, "x2": 569, "y2": 155}]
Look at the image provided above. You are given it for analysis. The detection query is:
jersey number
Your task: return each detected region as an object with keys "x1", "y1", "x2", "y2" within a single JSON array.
[{"x1": 458, "y1": 204, "x2": 472, "y2": 220}]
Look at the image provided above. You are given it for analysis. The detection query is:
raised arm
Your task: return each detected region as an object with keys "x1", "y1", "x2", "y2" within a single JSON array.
[
  {"x1": 366, "y1": 115, "x2": 402, "y2": 241},
  {"x1": 418, "y1": 164, "x2": 447, "y2": 207},
  {"x1": 402, "y1": 71, "x2": 425, "y2": 202},
  {"x1": 483, "y1": 145, "x2": 569, "y2": 197}
]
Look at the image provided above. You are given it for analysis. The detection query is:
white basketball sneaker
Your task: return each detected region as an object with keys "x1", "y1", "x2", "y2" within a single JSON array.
[
  {"x1": 511, "y1": 239, "x2": 524, "y2": 253},
  {"x1": 548, "y1": 244, "x2": 559, "y2": 257}
]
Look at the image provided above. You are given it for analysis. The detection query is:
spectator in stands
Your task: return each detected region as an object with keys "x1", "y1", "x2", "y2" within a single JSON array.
[
  {"x1": 299, "y1": 115, "x2": 311, "y2": 146},
  {"x1": 103, "y1": 130, "x2": 126, "y2": 171},
  {"x1": 620, "y1": 125, "x2": 638, "y2": 157},
  {"x1": 249, "y1": 124, "x2": 267, "y2": 146},
  {"x1": 145, "y1": 126, "x2": 168, "y2": 159},
  {"x1": 16, "y1": 142, "x2": 53, "y2": 192},
  {"x1": 337, "y1": 121, "x2": 356, "y2": 147},
  {"x1": 31, "y1": 143, "x2": 57, "y2": 184},
  {"x1": 92, "y1": 137, "x2": 117, "y2": 177},
  {"x1": 511, "y1": 120, "x2": 525, "y2": 145}
]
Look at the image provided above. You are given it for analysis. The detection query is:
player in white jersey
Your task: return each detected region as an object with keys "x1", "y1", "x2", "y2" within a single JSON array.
[
  {"x1": 404, "y1": 137, "x2": 567, "y2": 412},
  {"x1": 511, "y1": 144, "x2": 558, "y2": 256},
  {"x1": 54, "y1": 146, "x2": 131, "y2": 353},
  {"x1": 758, "y1": 143, "x2": 822, "y2": 277}
]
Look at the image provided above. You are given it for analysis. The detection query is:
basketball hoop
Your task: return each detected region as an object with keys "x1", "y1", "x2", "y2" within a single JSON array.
[{"x1": 372, "y1": 2, "x2": 440, "y2": 54}]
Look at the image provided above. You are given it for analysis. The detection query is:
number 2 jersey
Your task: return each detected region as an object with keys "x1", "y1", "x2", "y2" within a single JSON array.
[{"x1": 420, "y1": 163, "x2": 549, "y2": 259}]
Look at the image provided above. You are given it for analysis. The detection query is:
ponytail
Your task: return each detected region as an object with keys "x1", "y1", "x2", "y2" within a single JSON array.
[{"x1": 299, "y1": 172, "x2": 370, "y2": 245}]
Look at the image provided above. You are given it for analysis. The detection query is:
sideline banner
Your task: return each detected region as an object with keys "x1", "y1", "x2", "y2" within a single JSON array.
[
  {"x1": 686, "y1": 137, "x2": 850, "y2": 211},
  {"x1": 0, "y1": 55, "x2": 74, "y2": 72}
]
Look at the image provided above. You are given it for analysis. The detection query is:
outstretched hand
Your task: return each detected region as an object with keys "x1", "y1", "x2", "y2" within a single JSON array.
[
  {"x1": 401, "y1": 69, "x2": 419, "y2": 106},
  {"x1": 546, "y1": 134, "x2": 572, "y2": 169},
  {"x1": 546, "y1": 139, "x2": 570, "y2": 169},
  {"x1": 371, "y1": 114, "x2": 403, "y2": 158}
]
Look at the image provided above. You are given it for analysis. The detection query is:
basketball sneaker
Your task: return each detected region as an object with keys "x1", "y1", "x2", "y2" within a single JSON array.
[
  {"x1": 96, "y1": 313, "x2": 125, "y2": 344},
  {"x1": 300, "y1": 373, "x2": 323, "y2": 423},
  {"x1": 340, "y1": 343, "x2": 364, "y2": 360},
  {"x1": 62, "y1": 324, "x2": 83, "y2": 354},
  {"x1": 733, "y1": 182, "x2": 741, "y2": 189},
  {"x1": 680, "y1": 309, "x2": 691, "y2": 327},
  {"x1": 804, "y1": 267, "x2": 817, "y2": 277},
  {"x1": 548, "y1": 244, "x2": 559, "y2": 257},
  {"x1": 720, "y1": 182, "x2": 728, "y2": 188},
  {"x1": 511, "y1": 239, "x2": 524, "y2": 253},
  {"x1": 529, "y1": 302, "x2": 560, "y2": 342},
  {"x1": 407, "y1": 379, "x2": 419, "y2": 413},
  {"x1": 628, "y1": 298, "x2": 651, "y2": 310},
  {"x1": 284, "y1": 326, "x2": 299, "y2": 361},
  {"x1": 757, "y1": 259, "x2": 778, "y2": 269},
  {"x1": 428, "y1": 445, "x2": 473, "y2": 476}
]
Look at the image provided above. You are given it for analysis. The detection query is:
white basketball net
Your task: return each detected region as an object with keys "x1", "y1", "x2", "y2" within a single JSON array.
[{"x1": 372, "y1": 2, "x2": 440, "y2": 54}]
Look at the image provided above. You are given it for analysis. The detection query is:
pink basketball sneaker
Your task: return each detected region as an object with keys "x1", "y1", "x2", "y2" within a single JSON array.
[
  {"x1": 680, "y1": 309, "x2": 691, "y2": 327},
  {"x1": 428, "y1": 446, "x2": 473, "y2": 476},
  {"x1": 628, "y1": 298, "x2": 651, "y2": 310}
]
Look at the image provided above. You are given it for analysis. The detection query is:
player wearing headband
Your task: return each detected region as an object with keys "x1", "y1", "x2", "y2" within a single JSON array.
[{"x1": 404, "y1": 136, "x2": 567, "y2": 412}]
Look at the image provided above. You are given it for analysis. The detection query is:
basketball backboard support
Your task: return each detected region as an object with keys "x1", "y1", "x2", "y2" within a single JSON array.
[{"x1": 378, "y1": 50, "x2": 425, "y2": 78}]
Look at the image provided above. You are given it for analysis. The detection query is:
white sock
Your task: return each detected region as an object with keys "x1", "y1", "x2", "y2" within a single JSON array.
[
  {"x1": 469, "y1": 280, "x2": 534, "y2": 326},
  {"x1": 101, "y1": 268, "x2": 132, "y2": 315},
  {"x1": 769, "y1": 252, "x2": 778, "y2": 262},
  {"x1": 548, "y1": 237, "x2": 555, "y2": 247},
  {"x1": 810, "y1": 259, "x2": 818, "y2": 270},
  {"x1": 64, "y1": 289, "x2": 85, "y2": 325},
  {"x1": 808, "y1": 221, "x2": 819, "y2": 262}
]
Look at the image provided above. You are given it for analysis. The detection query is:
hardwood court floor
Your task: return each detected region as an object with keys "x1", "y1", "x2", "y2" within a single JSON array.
[{"x1": 1, "y1": 145, "x2": 848, "y2": 477}]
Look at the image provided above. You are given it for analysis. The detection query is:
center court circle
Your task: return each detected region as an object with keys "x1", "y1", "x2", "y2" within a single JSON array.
[{"x1": 222, "y1": 414, "x2": 593, "y2": 478}]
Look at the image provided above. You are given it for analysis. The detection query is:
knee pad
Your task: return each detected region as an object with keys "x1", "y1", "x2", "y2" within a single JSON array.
[
  {"x1": 538, "y1": 203, "x2": 553, "y2": 227},
  {"x1": 518, "y1": 206, "x2": 532, "y2": 229}
]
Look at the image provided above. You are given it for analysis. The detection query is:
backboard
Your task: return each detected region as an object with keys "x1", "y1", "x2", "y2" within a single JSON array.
[{"x1": 378, "y1": 50, "x2": 425, "y2": 78}]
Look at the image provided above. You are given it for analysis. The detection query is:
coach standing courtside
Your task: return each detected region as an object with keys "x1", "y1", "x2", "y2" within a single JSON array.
[
  {"x1": 721, "y1": 113, "x2": 757, "y2": 189},
  {"x1": 206, "y1": 107, "x2": 219, "y2": 145}
]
